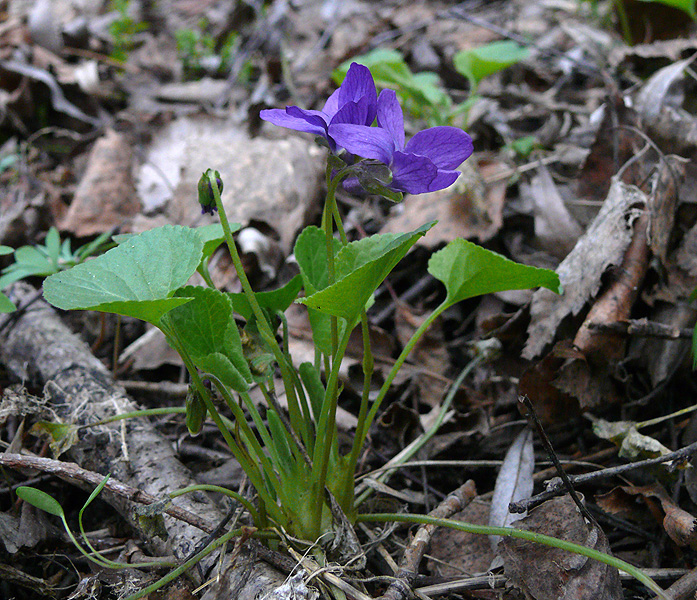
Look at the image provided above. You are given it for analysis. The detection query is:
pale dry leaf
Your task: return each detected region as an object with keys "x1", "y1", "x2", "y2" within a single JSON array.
[
  {"x1": 489, "y1": 428, "x2": 534, "y2": 550},
  {"x1": 635, "y1": 56, "x2": 696, "y2": 125},
  {"x1": 522, "y1": 165, "x2": 582, "y2": 259},
  {"x1": 524, "y1": 178, "x2": 646, "y2": 359},
  {"x1": 136, "y1": 116, "x2": 325, "y2": 255}
]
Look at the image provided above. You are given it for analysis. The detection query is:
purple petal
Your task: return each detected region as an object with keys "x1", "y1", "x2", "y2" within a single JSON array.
[
  {"x1": 323, "y1": 88, "x2": 341, "y2": 117},
  {"x1": 260, "y1": 108, "x2": 328, "y2": 137},
  {"x1": 425, "y1": 169, "x2": 460, "y2": 192},
  {"x1": 329, "y1": 124, "x2": 395, "y2": 164},
  {"x1": 404, "y1": 127, "x2": 474, "y2": 170},
  {"x1": 339, "y1": 64, "x2": 377, "y2": 119},
  {"x1": 331, "y1": 95, "x2": 375, "y2": 127},
  {"x1": 377, "y1": 90, "x2": 405, "y2": 150},
  {"x1": 389, "y1": 151, "x2": 438, "y2": 194}
]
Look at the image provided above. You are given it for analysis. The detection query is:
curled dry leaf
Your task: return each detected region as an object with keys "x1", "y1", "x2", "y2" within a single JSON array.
[
  {"x1": 618, "y1": 483, "x2": 697, "y2": 551},
  {"x1": 524, "y1": 178, "x2": 646, "y2": 359}
]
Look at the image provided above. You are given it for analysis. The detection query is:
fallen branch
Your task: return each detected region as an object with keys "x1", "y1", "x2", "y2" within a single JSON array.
[{"x1": 0, "y1": 283, "x2": 286, "y2": 598}]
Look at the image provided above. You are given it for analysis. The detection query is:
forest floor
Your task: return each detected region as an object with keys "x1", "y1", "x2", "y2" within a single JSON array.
[{"x1": 2, "y1": 0, "x2": 697, "y2": 599}]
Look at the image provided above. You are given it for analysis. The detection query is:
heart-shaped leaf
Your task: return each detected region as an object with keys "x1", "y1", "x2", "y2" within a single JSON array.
[
  {"x1": 428, "y1": 238, "x2": 561, "y2": 309},
  {"x1": 43, "y1": 225, "x2": 203, "y2": 324},
  {"x1": 298, "y1": 223, "x2": 434, "y2": 325},
  {"x1": 164, "y1": 286, "x2": 253, "y2": 391}
]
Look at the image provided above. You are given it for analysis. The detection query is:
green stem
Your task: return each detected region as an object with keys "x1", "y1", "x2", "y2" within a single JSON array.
[
  {"x1": 357, "y1": 513, "x2": 669, "y2": 600},
  {"x1": 204, "y1": 374, "x2": 286, "y2": 509},
  {"x1": 339, "y1": 312, "x2": 374, "y2": 508},
  {"x1": 123, "y1": 527, "x2": 276, "y2": 600},
  {"x1": 310, "y1": 323, "x2": 353, "y2": 538},
  {"x1": 162, "y1": 324, "x2": 283, "y2": 526},
  {"x1": 322, "y1": 165, "x2": 352, "y2": 358},
  {"x1": 355, "y1": 353, "x2": 484, "y2": 507},
  {"x1": 358, "y1": 301, "x2": 447, "y2": 453},
  {"x1": 208, "y1": 174, "x2": 302, "y2": 433}
]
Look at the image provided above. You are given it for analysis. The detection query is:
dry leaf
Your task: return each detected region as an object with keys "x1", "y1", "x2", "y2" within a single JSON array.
[
  {"x1": 501, "y1": 496, "x2": 622, "y2": 600},
  {"x1": 427, "y1": 498, "x2": 495, "y2": 577},
  {"x1": 136, "y1": 116, "x2": 325, "y2": 255},
  {"x1": 380, "y1": 158, "x2": 505, "y2": 247},
  {"x1": 489, "y1": 428, "x2": 534, "y2": 549},
  {"x1": 524, "y1": 178, "x2": 646, "y2": 359},
  {"x1": 522, "y1": 165, "x2": 582, "y2": 259},
  {"x1": 60, "y1": 129, "x2": 141, "y2": 236}
]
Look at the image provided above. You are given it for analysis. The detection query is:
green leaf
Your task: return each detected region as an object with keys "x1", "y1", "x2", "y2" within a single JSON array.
[
  {"x1": 0, "y1": 292, "x2": 15, "y2": 313},
  {"x1": 12, "y1": 246, "x2": 54, "y2": 274},
  {"x1": 294, "y1": 226, "x2": 342, "y2": 294},
  {"x1": 44, "y1": 227, "x2": 61, "y2": 268},
  {"x1": 428, "y1": 239, "x2": 561, "y2": 310},
  {"x1": 0, "y1": 245, "x2": 13, "y2": 256},
  {"x1": 453, "y1": 41, "x2": 530, "y2": 89},
  {"x1": 228, "y1": 274, "x2": 302, "y2": 321},
  {"x1": 299, "y1": 362, "x2": 325, "y2": 423},
  {"x1": 196, "y1": 222, "x2": 240, "y2": 261},
  {"x1": 267, "y1": 409, "x2": 295, "y2": 473},
  {"x1": 43, "y1": 225, "x2": 203, "y2": 324},
  {"x1": 75, "y1": 229, "x2": 115, "y2": 261},
  {"x1": 298, "y1": 223, "x2": 434, "y2": 324},
  {"x1": 16, "y1": 487, "x2": 64, "y2": 517},
  {"x1": 197, "y1": 352, "x2": 250, "y2": 392},
  {"x1": 294, "y1": 227, "x2": 345, "y2": 355},
  {"x1": 637, "y1": 0, "x2": 696, "y2": 18},
  {"x1": 165, "y1": 286, "x2": 252, "y2": 391}
]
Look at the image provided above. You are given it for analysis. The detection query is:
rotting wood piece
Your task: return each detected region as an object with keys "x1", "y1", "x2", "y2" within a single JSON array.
[{"x1": 0, "y1": 282, "x2": 285, "y2": 598}]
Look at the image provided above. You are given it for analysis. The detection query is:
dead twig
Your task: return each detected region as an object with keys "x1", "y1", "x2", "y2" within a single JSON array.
[
  {"x1": 509, "y1": 439, "x2": 697, "y2": 513},
  {"x1": 0, "y1": 453, "x2": 216, "y2": 534},
  {"x1": 376, "y1": 480, "x2": 477, "y2": 600}
]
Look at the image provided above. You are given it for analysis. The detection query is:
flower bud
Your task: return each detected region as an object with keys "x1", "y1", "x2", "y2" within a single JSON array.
[{"x1": 197, "y1": 169, "x2": 223, "y2": 215}]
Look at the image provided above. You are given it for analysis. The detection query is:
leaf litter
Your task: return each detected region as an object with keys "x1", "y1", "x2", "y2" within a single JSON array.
[{"x1": 2, "y1": 0, "x2": 697, "y2": 599}]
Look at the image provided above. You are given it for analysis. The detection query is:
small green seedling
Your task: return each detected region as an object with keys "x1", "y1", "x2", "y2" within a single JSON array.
[
  {"x1": 16, "y1": 482, "x2": 175, "y2": 569},
  {"x1": 175, "y1": 21, "x2": 238, "y2": 79},
  {"x1": 109, "y1": 0, "x2": 149, "y2": 63},
  {"x1": 453, "y1": 40, "x2": 530, "y2": 94},
  {"x1": 0, "y1": 228, "x2": 114, "y2": 313}
]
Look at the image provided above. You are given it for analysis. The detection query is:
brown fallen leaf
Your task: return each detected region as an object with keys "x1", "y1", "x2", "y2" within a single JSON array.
[
  {"x1": 60, "y1": 129, "x2": 141, "y2": 237},
  {"x1": 500, "y1": 495, "x2": 622, "y2": 600},
  {"x1": 620, "y1": 482, "x2": 697, "y2": 551},
  {"x1": 427, "y1": 498, "x2": 496, "y2": 577}
]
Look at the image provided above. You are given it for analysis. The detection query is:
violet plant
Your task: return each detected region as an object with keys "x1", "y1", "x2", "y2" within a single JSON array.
[{"x1": 42, "y1": 63, "x2": 560, "y2": 548}]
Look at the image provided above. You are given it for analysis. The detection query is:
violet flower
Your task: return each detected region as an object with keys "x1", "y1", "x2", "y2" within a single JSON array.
[
  {"x1": 259, "y1": 63, "x2": 378, "y2": 153},
  {"x1": 331, "y1": 89, "x2": 473, "y2": 194}
]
